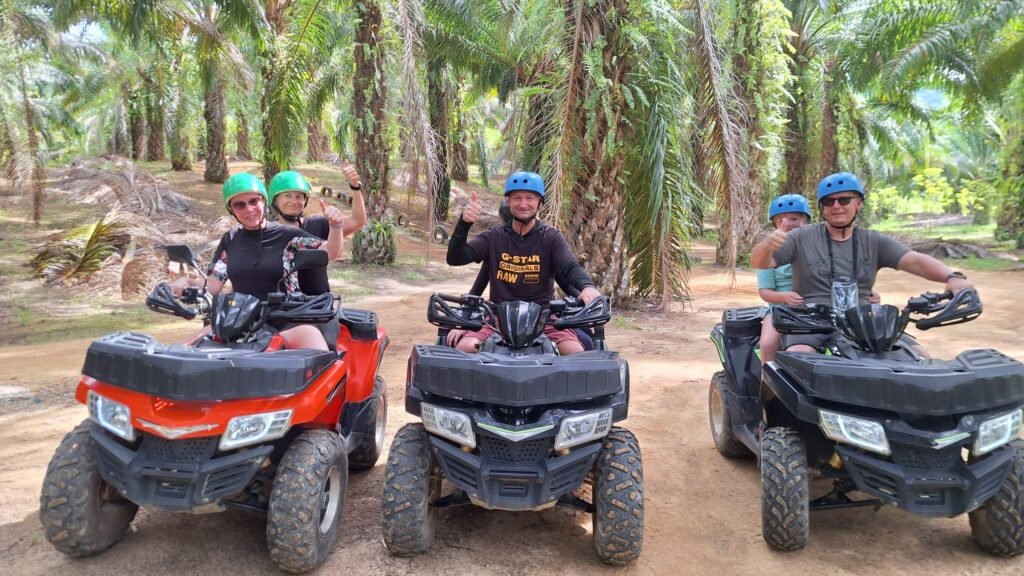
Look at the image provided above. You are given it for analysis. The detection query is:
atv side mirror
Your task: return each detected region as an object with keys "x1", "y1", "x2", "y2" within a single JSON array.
[
  {"x1": 166, "y1": 245, "x2": 199, "y2": 269},
  {"x1": 292, "y1": 249, "x2": 329, "y2": 271}
]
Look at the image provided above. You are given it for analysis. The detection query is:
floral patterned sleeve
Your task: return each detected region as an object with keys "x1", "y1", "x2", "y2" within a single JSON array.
[{"x1": 282, "y1": 236, "x2": 325, "y2": 295}]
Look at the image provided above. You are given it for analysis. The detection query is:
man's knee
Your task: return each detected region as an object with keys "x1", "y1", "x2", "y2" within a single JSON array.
[
  {"x1": 785, "y1": 344, "x2": 816, "y2": 353},
  {"x1": 456, "y1": 337, "x2": 480, "y2": 353},
  {"x1": 557, "y1": 340, "x2": 584, "y2": 355},
  {"x1": 282, "y1": 325, "x2": 328, "y2": 351}
]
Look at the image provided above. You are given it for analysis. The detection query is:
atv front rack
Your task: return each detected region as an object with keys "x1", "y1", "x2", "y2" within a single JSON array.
[
  {"x1": 82, "y1": 332, "x2": 337, "y2": 401},
  {"x1": 407, "y1": 345, "x2": 626, "y2": 407}
]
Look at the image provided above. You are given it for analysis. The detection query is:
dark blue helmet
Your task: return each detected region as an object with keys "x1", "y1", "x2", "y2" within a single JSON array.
[
  {"x1": 817, "y1": 172, "x2": 864, "y2": 203},
  {"x1": 769, "y1": 194, "x2": 812, "y2": 223},
  {"x1": 504, "y1": 171, "x2": 545, "y2": 200}
]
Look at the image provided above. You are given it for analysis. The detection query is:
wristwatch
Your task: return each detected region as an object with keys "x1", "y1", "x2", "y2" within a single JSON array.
[{"x1": 946, "y1": 271, "x2": 967, "y2": 281}]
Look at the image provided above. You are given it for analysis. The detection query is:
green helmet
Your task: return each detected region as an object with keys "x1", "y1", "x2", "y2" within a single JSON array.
[
  {"x1": 222, "y1": 173, "x2": 268, "y2": 209},
  {"x1": 268, "y1": 171, "x2": 312, "y2": 205}
]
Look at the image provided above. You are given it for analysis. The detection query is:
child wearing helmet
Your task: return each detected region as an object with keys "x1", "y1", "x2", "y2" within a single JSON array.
[
  {"x1": 446, "y1": 171, "x2": 602, "y2": 356},
  {"x1": 168, "y1": 172, "x2": 347, "y2": 351},
  {"x1": 756, "y1": 194, "x2": 812, "y2": 362},
  {"x1": 267, "y1": 166, "x2": 366, "y2": 295}
]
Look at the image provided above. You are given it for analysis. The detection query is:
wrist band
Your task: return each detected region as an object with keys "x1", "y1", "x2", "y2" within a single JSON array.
[{"x1": 349, "y1": 183, "x2": 362, "y2": 191}]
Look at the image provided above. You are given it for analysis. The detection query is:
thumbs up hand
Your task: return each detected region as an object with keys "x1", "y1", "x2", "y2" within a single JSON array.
[
  {"x1": 462, "y1": 191, "x2": 481, "y2": 224},
  {"x1": 320, "y1": 198, "x2": 345, "y2": 230}
]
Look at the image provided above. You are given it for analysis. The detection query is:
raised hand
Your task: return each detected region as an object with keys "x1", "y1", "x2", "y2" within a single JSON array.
[
  {"x1": 781, "y1": 291, "x2": 804, "y2": 307},
  {"x1": 341, "y1": 160, "x2": 361, "y2": 189},
  {"x1": 462, "y1": 191, "x2": 481, "y2": 224},
  {"x1": 319, "y1": 198, "x2": 346, "y2": 230},
  {"x1": 765, "y1": 228, "x2": 788, "y2": 251}
]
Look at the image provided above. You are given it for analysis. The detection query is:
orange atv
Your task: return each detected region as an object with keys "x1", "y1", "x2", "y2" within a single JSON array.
[{"x1": 39, "y1": 246, "x2": 389, "y2": 573}]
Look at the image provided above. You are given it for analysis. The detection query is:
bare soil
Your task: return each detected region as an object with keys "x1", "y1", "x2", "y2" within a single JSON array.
[{"x1": 1, "y1": 261, "x2": 1023, "y2": 575}]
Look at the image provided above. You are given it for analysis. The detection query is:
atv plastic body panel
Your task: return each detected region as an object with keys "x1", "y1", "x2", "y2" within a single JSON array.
[
  {"x1": 91, "y1": 427, "x2": 272, "y2": 511},
  {"x1": 82, "y1": 332, "x2": 336, "y2": 401},
  {"x1": 405, "y1": 341, "x2": 629, "y2": 511}
]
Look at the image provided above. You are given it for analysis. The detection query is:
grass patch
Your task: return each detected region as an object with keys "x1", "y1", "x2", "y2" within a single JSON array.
[
  {"x1": 873, "y1": 219, "x2": 998, "y2": 243},
  {"x1": 951, "y1": 257, "x2": 1023, "y2": 272},
  {"x1": 612, "y1": 315, "x2": 642, "y2": 331},
  {"x1": 2, "y1": 303, "x2": 179, "y2": 346}
]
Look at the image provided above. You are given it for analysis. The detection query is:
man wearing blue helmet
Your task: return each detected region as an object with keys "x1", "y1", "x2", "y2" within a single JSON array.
[
  {"x1": 446, "y1": 171, "x2": 602, "y2": 355},
  {"x1": 751, "y1": 172, "x2": 974, "y2": 353}
]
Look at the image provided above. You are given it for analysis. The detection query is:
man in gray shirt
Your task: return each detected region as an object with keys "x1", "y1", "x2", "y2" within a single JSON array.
[{"x1": 751, "y1": 171, "x2": 974, "y2": 352}]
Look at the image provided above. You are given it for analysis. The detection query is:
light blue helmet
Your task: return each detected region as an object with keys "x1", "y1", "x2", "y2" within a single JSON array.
[
  {"x1": 817, "y1": 172, "x2": 864, "y2": 203},
  {"x1": 769, "y1": 194, "x2": 812, "y2": 223},
  {"x1": 503, "y1": 171, "x2": 545, "y2": 201}
]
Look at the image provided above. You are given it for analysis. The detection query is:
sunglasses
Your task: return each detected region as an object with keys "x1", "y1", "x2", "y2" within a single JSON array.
[
  {"x1": 820, "y1": 196, "x2": 857, "y2": 207},
  {"x1": 231, "y1": 197, "x2": 264, "y2": 211}
]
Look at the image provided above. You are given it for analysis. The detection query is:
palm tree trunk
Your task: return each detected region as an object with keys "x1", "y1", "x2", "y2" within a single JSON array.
[
  {"x1": 203, "y1": 79, "x2": 229, "y2": 183},
  {"x1": 236, "y1": 111, "x2": 251, "y2": 160},
  {"x1": 14, "y1": 44, "x2": 45, "y2": 224},
  {"x1": 730, "y1": 0, "x2": 770, "y2": 255},
  {"x1": 129, "y1": 88, "x2": 146, "y2": 161},
  {"x1": 353, "y1": 0, "x2": 390, "y2": 221},
  {"x1": 781, "y1": 66, "x2": 811, "y2": 198},
  {"x1": 820, "y1": 62, "x2": 839, "y2": 176},
  {"x1": 143, "y1": 72, "x2": 166, "y2": 161},
  {"x1": 451, "y1": 89, "x2": 468, "y2": 182},
  {"x1": 0, "y1": 100, "x2": 16, "y2": 179},
  {"x1": 428, "y1": 60, "x2": 451, "y2": 222},
  {"x1": 562, "y1": 0, "x2": 632, "y2": 297},
  {"x1": 307, "y1": 120, "x2": 329, "y2": 163}
]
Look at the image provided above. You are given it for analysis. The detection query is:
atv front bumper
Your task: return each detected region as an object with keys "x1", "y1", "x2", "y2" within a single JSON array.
[
  {"x1": 92, "y1": 429, "x2": 272, "y2": 512},
  {"x1": 837, "y1": 443, "x2": 1016, "y2": 517},
  {"x1": 430, "y1": 435, "x2": 599, "y2": 511}
]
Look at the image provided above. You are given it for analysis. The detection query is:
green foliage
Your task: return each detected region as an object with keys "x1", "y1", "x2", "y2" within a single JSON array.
[
  {"x1": 910, "y1": 167, "x2": 955, "y2": 213},
  {"x1": 31, "y1": 214, "x2": 128, "y2": 285},
  {"x1": 351, "y1": 217, "x2": 396, "y2": 265},
  {"x1": 956, "y1": 179, "x2": 997, "y2": 225},
  {"x1": 870, "y1": 185, "x2": 902, "y2": 220}
]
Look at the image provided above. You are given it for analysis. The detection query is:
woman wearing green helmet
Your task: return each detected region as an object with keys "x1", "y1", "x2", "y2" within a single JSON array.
[
  {"x1": 267, "y1": 165, "x2": 365, "y2": 295},
  {"x1": 268, "y1": 162, "x2": 366, "y2": 238},
  {"x1": 169, "y1": 172, "x2": 346, "y2": 351}
]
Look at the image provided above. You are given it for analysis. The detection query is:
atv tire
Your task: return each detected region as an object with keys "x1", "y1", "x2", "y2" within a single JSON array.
[
  {"x1": 970, "y1": 442, "x2": 1024, "y2": 557},
  {"x1": 381, "y1": 424, "x2": 439, "y2": 556},
  {"x1": 593, "y1": 427, "x2": 644, "y2": 565},
  {"x1": 348, "y1": 376, "x2": 387, "y2": 471},
  {"x1": 709, "y1": 373, "x2": 754, "y2": 459},
  {"x1": 39, "y1": 419, "x2": 138, "y2": 557},
  {"x1": 431, "y1": 225, "x2": 449, "y2": 244},
  {"x1": 267, "y1": 429, "x2": 347, "y2": 573},
  {"x1": 760, "y1": 426, "x2": 809, "y2": 551}
]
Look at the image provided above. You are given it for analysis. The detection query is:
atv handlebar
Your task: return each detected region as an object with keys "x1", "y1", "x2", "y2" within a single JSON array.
[
  {"x1": 428, "y1": 293, "x2": 612, "y2": 331},
  {"x1": 772, "y1": 288, "x2": 982, "y2": 337}
]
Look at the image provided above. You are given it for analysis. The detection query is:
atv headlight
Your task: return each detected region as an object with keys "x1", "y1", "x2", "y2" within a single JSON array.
[
  {"x1": 555, "y1": 409, "x2": 613, "y2": 451},
  {"x1": 819, "y1": 410, "x2": 890, "y2": 456},
  {"x1": 974, "y1": 409, "x2": 1023, "y2": 456},
  {"x1": 88, "y1": 391, "x2": 135, "y2": 441},
  {"x1": 219, "y1": 410, "x2": 292, "y2": 450},
  {"x1": 422, "y1": 403, "x2": 476, "y2": 448}
]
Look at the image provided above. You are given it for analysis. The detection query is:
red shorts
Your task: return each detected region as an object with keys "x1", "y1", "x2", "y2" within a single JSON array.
[{"x1": 461, "y1": 323, "x2": 581, "y2": 346}]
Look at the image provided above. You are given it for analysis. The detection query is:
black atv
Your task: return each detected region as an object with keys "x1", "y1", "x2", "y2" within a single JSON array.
[
  {"x1": 380, "y1": 293, "x2": 643, "y2": 565},
  {"x1": 709, "y1": 289, "x2": 1024, "y2": 555}
]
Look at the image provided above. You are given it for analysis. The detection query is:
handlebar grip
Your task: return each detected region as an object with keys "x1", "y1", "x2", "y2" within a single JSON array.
[{"x1": 436, "y1": 293, "x2": 461, "y2": 302}]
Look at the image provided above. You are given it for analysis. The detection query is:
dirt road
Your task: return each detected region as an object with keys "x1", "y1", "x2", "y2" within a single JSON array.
[{"x1": 2, "y1": 264, "x2": 1023, "y2": 575}]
